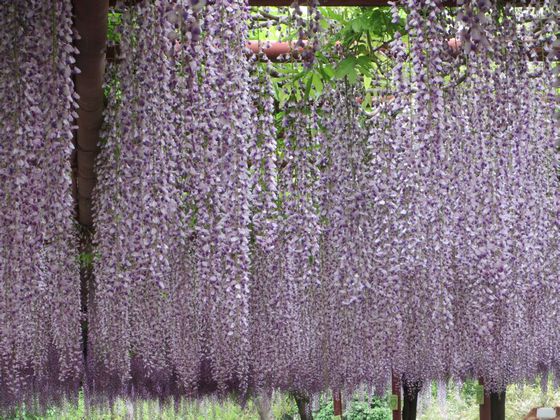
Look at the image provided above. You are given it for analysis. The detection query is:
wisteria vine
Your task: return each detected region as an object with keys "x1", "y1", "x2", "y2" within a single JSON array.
[{"x1": 1, "y1": 0, "x2": 559, "y2": 411}]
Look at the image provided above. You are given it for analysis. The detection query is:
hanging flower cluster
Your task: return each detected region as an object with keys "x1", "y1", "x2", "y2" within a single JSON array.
[
  {"x1": 90, "y1": 0, "x2": 559, "y2": 401},
  {"x1": 90, "y1": 0, "x2": 196, "y2": 398},
  {"x1": 292, "y1": 0, "x2": 321, "y2": 67},
  {"x1": 181, "y1": 0, "x2": 255, "y2": 395},
  {"x1": 0, "y1": 0, "x2": 82, "y2": 408},
  {"x1": 91, "y1": 0, "x2": 258, "y2": 398},
  {"x1": 249, "y1": 0, "x2": 560, "y2": 397},
  {"x1": 251, "y1": 93, "x2": 324, "y2": 393},
  {"x1": 2, "y1": 0, "x2": 558, "y2": 410},
  {"x1": 375, "y1": 0, "x2": 560, "y2": 392}
]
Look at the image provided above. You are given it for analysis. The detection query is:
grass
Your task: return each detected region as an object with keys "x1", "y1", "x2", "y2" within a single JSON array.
[
  {"x1": 7, "y1": 392, "x2": 297, "y2": 420},
  {"x1": 418, "y1": 377, "x2": 560, "y2": 420}
]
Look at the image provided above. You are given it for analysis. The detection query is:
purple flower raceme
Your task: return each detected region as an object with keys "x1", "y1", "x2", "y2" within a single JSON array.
[
  {"x1": 292, "y1": 0, "x2": 321, "y2": 67},
  {"x1": 376, "y1": 0, "x2": 560, "y2": 393},
  {"x1": 182, "y1": 0, "x2": 254, "y2": 395},
  {"x1": 90, "y1": 0, "x2": 195, "y2": 399},
  {"x1": 0, "y1": 0, "x2": 82, "y2": 409},
  {"x1": 91, "y1": 0, "x2": 257, "y2": 399},
  {"x1": 251, "y1": 93, "x2": 324, "y2": 393}
]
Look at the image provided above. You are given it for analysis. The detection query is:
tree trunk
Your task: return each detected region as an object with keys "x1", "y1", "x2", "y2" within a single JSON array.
[
  {"x1": 402, "y1": 381, "x2": 421, "y2": 420},
  {"x1": 333, "y1": 390, "x2": 343, "y2": 417},
  {"x1": 294, "y1": 393, "x2": 313, "y2": 420},
  {"x1": 479, "y1": 378, "x2": 491, "y2": 420},
  {"x1": 392, "y1": 372, "x2": 402, "y2": 420},
  {"x1": 490, "y1": 391, "x2": 506, "y2": 420}
]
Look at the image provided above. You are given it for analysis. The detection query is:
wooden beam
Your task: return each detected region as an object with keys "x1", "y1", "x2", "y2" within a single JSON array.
[
  {"x1": 479, "y1": 378, "x2": 491, "y2": 420},
  {"x1": 108, "y1": 40, "x2": 557, "y2": 63},
  {"x1": 248, "y1": 40, "x2": 304, "y2": 60},
  {"x1": 73, "y1": 0, "x2": 108, "y2": 226}
]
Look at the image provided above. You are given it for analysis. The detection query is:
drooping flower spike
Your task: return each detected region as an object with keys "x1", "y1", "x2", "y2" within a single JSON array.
[{"x1": 0, "y1": 0, "x2": 82, "y2": 408}]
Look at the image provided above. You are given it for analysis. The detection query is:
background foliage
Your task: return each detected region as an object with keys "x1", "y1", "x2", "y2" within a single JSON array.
[{"x1": 7, "y1": 379, "x2": 560, "y2": 420}]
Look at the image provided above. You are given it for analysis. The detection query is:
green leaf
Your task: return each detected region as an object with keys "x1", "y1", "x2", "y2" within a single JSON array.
[
  {"x1": 334, "y1": 57, "x2": 357, "y2": 79},
  {"x1": 357, "y1": 55, "x2": 371, "y2": 67},
  {"x1": 347, "y1": 67, "x2": 358, "y2": 84},
  {"x1": 351, "y1": 19, "x2": 363, "y2": 33},
  {"x1": 322, "y1": 64, "x2": 335, "y2": 79},
  {"x1": 293, "y1": 84, "x2": 302, "y2": 102},
  {"x1": 312, "y1": 72, "x2": 324, "y2": 94},
  {"x1": 304, "y1": 75, "x2": 313, "y2": 101},
  {"x1": 475, "y1": 384, "x2": 485, "y2": 404},
  {"x1": 388, "y1": 394, "x2": 399, "y2": 411},
  {"x1": 363, "y1": 92, "x2": 372, "y2": 108}
]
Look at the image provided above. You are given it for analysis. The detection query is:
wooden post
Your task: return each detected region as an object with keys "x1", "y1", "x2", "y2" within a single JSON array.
[
  {"x1": 72, "y1": 0, "x2": 108, "y2": 363},
  {"x1": 72, "y1": 0, "x2": 108, "y2": 226},
  {"x1": 479, "y1": 378, "x2": 491, "y2": 420},
  {"x1": 392, "y1": 373, "x2": 402, "y2": 420},
  {"x1": 333, "y1": 390, "x2": 343, "y2": 418}
]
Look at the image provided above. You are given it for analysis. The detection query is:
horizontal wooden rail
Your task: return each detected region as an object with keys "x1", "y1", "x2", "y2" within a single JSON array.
[{"x1": 106, "y1": 42, "x2": 304, "y2": 63}]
